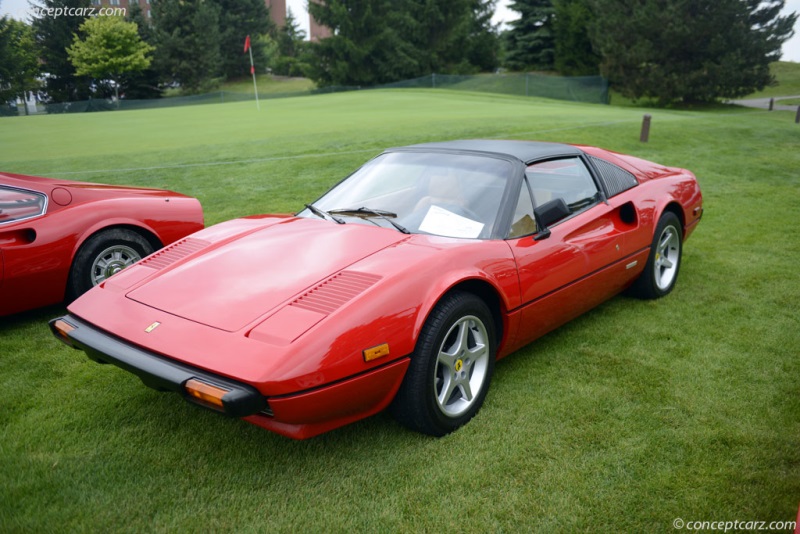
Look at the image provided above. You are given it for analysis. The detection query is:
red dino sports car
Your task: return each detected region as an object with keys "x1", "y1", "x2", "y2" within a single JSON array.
[
  {"x1": 51, "y1": 140, "x2": 702, "y2": 439},
  {"x1": 1, "y1": 172, "x2": 203, "y2": 316}
]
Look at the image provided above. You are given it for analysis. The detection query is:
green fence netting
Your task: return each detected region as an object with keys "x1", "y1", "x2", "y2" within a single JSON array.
[
  {"x1": 382, "y1": 73, "x2": 609, "y2": 104},
  {"x1": 1, "y1": 73, "x2": 608, "y2": 116}
]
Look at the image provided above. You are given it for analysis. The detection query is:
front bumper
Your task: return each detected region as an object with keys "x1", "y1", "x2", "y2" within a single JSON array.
[
  {"x1": 50, "y1": 314, "x2": 412, "y2": 439},
  {"x1": 49, "y1": 315, "x2": 267, "y2": 418}
]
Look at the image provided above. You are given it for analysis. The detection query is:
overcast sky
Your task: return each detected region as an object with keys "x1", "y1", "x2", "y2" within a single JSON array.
[{"x1": 2, "y1": 0, "x2": 799, "y2": 62}]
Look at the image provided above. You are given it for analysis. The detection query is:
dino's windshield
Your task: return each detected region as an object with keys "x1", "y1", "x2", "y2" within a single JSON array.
[{"x1": 300, "y1": 151, "x2": 513, "y2": 239}]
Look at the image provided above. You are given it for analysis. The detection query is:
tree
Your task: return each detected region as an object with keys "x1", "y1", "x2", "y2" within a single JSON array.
[
  {"x1": 410, "y1": 0, "x2": 498, "y2": 74},
  {"x1": 152, "y1": 0, "x2": 222, "y2": 93},
  {"x1": 504, "y1": 0, "x2": 556, "y2": 71},
  {"x1": 589, "y1": 0, "x2": 798, "y2": 104},
  {"x1": 553, "y1": 0, "x2": 599, "y2": 76},
  {"x1": 273, "y1": 8, "x2": 312, "y2": 77},
  {"x1": 463, "y1": 0, "x2": 501, "y2": 73},
  {"x1": 306, "y1": 0, "x2": 498, "y2": 87},
  {"x1": 67, "y1": 16, "x2": 154, "y2": 102},
  {"x1": 31, "y1": 0, "x2": 92, "y2": 103},
  {"x1": 122, "y1": 2, "x2": 162, "y2": 99},
  {"x1": 214, "y1": 0, "x2": 273, "y2": 79},
  {"x1": 307, "y1": 0, "x2": 421, "y2": 86},
  {"x1": 0, "y1": 17, "x2": 40, "y2": 108}
]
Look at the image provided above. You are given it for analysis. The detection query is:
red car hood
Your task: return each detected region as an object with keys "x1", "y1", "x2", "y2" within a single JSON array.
[{"x1": 126, "y1": 218, "x2": 408, "y2": 332}]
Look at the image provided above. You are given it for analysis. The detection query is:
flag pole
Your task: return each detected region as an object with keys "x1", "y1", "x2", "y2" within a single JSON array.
[{"x1": 244, "y1": 35, "x2": 260, "y2": 111}]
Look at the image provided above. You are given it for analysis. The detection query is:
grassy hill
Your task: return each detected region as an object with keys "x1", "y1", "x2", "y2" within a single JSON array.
[
  {"x1": 1, "y1": 90, "x2": 798, "y2": 532},
  {"x1": 215, "y1": 61, "x2": 800, "y2": 110},
  {"x1": 747, "y1": 61, "x2": 800, "y2": 98}
]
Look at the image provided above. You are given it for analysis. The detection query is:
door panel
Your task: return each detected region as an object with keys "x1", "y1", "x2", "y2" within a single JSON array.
[
  {"x1": 0, "y1": 219, "x2": 72, "y2": 315},
  {"x1": 509, "y1": 199, "x2": 646, "y2": 348}
]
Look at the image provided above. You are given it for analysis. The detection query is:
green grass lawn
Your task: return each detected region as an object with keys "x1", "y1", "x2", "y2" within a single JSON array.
[
  {"x1": 747, "y1": 61, "x2": 800, "y2": 98},
  {"x1": 1, "y1": 90, "x2": 798, "y2": 532}
]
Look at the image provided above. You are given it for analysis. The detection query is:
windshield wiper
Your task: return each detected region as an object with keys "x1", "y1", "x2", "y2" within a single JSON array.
[
  {"x1": 304, "y1": 203, "x2": 345, "y2": 224},
  {"x1": 329, "y1": 207, "x2": 410, "y2": 234}
]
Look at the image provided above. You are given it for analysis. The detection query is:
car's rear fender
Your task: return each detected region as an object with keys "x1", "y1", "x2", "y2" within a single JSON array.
[
  {"x1": 69, "y1": 197, "x2": 203, "y2": 258},
  {"x1": 650, "y1": 175, "x2": 703, "y2": 241}
]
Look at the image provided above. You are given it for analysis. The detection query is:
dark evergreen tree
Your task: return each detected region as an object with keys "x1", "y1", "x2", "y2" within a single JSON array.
[
  {"x1": 31, "y1": 0, "x2": 92, "y2": 102},
  {"x1": 589, "y1": 0, "x2": 797, "y2": 104},
  {"x1": 463, "y1": 0, "x2": 501, "y2": 73},
  {"x1": 307, "y1": 0, "x2": 498, "y2": 86},
  {"x1": 412, "y1": 0, "x2": 471, "y2": 73},
  {"x1": 553, "y1": 0, "x2": 599, "y2": 75},
  {"x1": 307, "y1": 0, "x2": 421, "y2": 86},
  {"x1": 504, "y1": 0, "x2": 556, "y2": 71},
  {"x1": 123, "y1": 2, "x2": 162, "y2": 99},
  {"x1": 411, "y1": 0, "x2": 499, "y2": 74},
  {"x1": 214, "y1": 0, "x2": 273, "y2": 79},
  {"x1": 152, "y1": 0, "x2": 222, "y2": 93},
  {"x1": 273, "y1": 8, "x2": 311, "y2": 77},
  {"x1": 277, "y1": 8, "x2": 305, "y2": 58}
]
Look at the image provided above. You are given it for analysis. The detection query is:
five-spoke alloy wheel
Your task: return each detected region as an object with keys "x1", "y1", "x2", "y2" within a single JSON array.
[
  {"x1": 628, "y1": 211, "x2": 683, "y2": 299},
  {"x1": 433, "y1": 315, "x2": 491, "y2": 418},
  {"x1": 391, "y1": 291, "x2": 496, "y2": 436}
]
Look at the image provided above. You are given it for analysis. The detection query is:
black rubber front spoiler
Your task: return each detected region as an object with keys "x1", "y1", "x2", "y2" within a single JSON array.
[{"x1": 49, "y1": 315, "x2": 267, "y2": 418}]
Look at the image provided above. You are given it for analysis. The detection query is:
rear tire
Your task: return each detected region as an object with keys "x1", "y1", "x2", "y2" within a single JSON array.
[
  {"x1": 67, "y1": 228, "x2": 154, "y2": 301},
  {"x1": 628, "y1": 211, "x2": 682, "y2": 299},
  {"x1": 391, "y1": 291, "x2": 496, "y2": 436}
]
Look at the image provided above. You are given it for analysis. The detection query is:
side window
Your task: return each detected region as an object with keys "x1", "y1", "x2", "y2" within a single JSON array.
[
  {"x1": 508, "y1": 178, "x2": 537, "y2": 238},
  {"x1": 0, "y1": 186, "x2": 47, "y2": 225},
  {"x1": 526, "y1": 157, "x2": 599, "y2": 213}
]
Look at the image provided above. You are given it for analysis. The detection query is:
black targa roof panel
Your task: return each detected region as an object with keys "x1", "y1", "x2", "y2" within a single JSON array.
[{"x1": 404, "y1": 140, "x2": 583, "y2": 163}]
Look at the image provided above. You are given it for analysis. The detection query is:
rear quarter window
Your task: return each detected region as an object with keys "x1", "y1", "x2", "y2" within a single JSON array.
[{"x1": 0, "y1": 186, "x2": 47, "y2": 224}]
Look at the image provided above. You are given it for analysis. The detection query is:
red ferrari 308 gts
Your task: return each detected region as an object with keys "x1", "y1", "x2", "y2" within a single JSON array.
[
  {"x1": 1, "y1": 172, "x2": 203, "y2": 316},
  {"x1": 51, "y1": 140, "x2": 702, "y2": 439}
]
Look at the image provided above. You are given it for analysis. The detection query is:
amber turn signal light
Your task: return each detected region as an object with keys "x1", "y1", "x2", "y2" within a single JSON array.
[
  {"x1": 52, "y1": 319, "x2": 76, "y2": 347},
  {"x1": 184, "y1": 379, "x2": 230, "y2": 412},
  {"x1": 363, "y1": 343, "x2": 390, "y2": 362}
]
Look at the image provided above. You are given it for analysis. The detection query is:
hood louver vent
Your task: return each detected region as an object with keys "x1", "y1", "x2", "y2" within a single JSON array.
[
  {"x1": 290, "y1": 271, "x2": 382, "y2": 315},
  {"x1": 140, "y1": 237, "x2": 210, "y2": 270}
]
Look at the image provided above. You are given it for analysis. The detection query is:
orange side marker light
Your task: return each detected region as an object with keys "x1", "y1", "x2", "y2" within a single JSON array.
[
  {"x1": 363, "y1": 343, "x2": 390, "y2": 362},
  {"x1": 185, "y1": 379, "x2": 229, "y2": 412}
]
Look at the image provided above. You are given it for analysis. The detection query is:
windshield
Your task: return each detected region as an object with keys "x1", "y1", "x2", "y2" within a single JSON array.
[{"x1": 299, "y1": 151, "x2": 513, "y2": 239}]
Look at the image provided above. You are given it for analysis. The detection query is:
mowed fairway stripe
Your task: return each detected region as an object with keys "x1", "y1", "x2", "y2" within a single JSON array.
[{"x1": 47, "y1": 118, "x2": 639, "y2": 176}]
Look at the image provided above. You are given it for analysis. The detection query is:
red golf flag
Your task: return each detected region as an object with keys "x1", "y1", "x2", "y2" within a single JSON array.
[{"x1": 244, "y1": 34, "x2": 259, "y2": 110}]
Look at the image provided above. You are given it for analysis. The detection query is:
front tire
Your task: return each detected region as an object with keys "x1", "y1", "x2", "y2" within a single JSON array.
[
  {"x1": 391, "y1": 291, "x2": 496, "y2": 436},
  {"x1": 67, "y1": 228, "x2": 154, "y2": 300},
  {"x1": 628, "y1": 211, "x2": 683, "y2": 299}
]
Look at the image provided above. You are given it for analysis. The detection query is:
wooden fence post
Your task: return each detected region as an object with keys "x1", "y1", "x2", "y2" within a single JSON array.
[{"x1": 640, "y1": 114, "x2": 652, "y2": 142}]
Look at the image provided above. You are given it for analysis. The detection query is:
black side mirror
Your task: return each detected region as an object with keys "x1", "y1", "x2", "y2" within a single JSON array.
[{"x1": 533, "y1": 198, "x2": 570, "y2": 241}]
